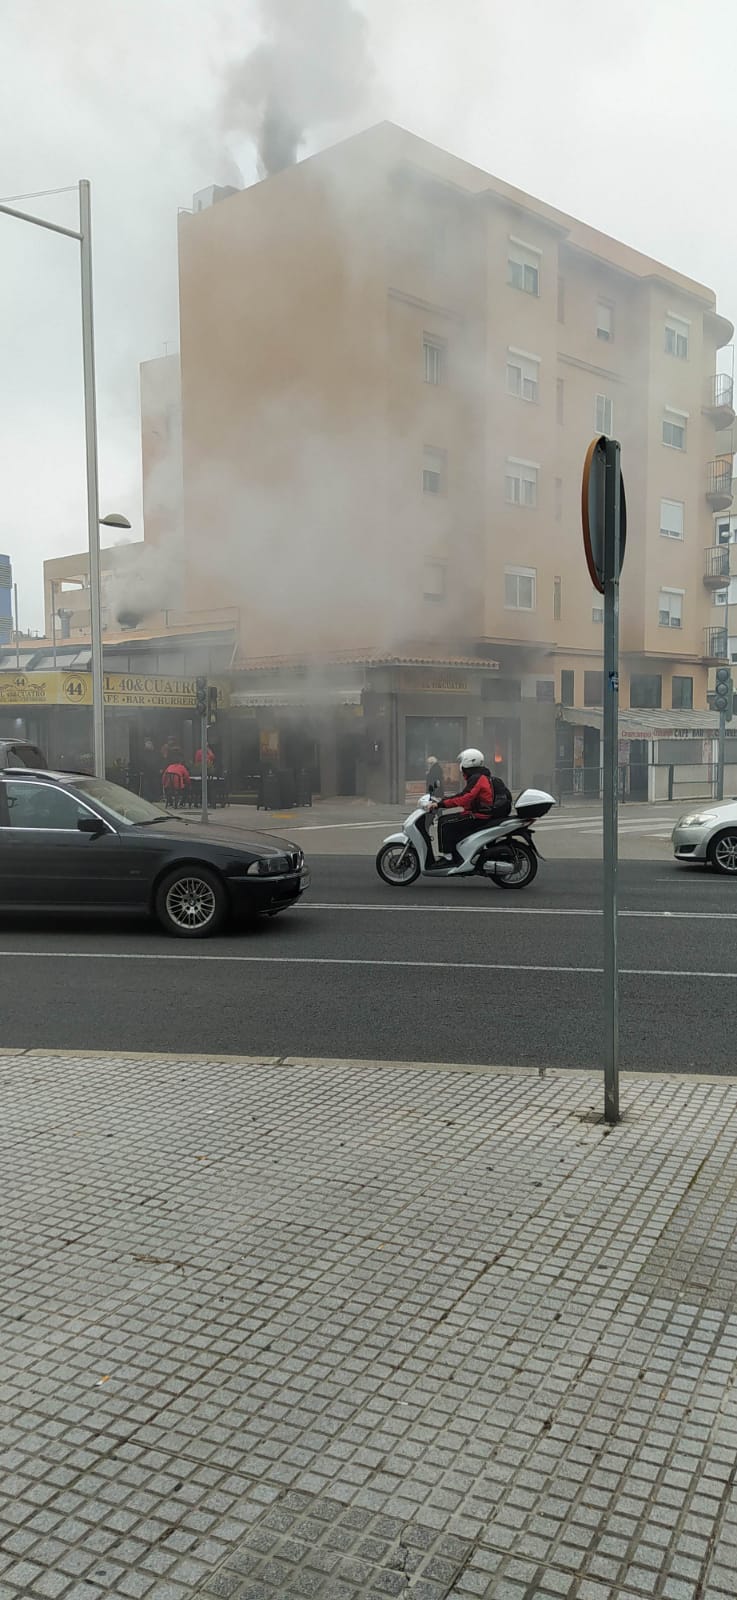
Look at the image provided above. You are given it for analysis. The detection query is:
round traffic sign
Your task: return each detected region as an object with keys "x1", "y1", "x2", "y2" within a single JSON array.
[{"x1": 581, "y1": 435, "x2": 627, "y2": 594}]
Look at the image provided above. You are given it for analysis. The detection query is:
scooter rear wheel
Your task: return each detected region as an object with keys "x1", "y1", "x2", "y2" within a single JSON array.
[
  {"x1": 493, "y1": 841, "x2": 538, "y2": 889},
  {"x1": 376, "y1": 843, "x2": 421, "y2": 886}
]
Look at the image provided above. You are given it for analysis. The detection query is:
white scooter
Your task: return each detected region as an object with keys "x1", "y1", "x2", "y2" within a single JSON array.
[{"x1": 376, "y1": 788, "x2": 556, "y2": 890}]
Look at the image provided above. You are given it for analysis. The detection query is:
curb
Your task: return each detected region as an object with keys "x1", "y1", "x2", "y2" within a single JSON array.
[{"x1": 2, "y1": 1047, "x2": 736, "y2": 1086}]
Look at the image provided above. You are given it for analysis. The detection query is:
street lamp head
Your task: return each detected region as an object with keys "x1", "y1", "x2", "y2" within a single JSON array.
[{"x1": 99, "y1": 513, "x2": 131, "y2": 529}]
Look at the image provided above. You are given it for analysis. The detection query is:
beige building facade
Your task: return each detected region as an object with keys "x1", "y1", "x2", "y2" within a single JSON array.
[{"x1": 171, "y1": 123, "x2": 733, "y2": 799}]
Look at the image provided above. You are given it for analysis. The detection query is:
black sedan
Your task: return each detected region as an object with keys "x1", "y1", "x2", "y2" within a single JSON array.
[{"x1": 0, "y1": 771, "x2": 310, "y2": 937}]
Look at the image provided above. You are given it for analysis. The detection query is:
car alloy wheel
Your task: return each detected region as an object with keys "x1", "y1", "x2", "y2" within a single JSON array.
[
  {"x1": 155, "y1": 865, "x2": 228, "y2": 937},
  {"x1": 166, "y1": 876, "x2": 217, "y2": 929},
  {"x1": 709, "y1": 832, "x2": 737, "y2": 875}
]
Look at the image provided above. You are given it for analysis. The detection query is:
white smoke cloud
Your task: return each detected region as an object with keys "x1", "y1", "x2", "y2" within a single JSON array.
[
  {"x1": 2, "y1": 0, "x2": 737, "y2": 638},
  {"x1": 223, "y1": 0, "x2": 373, "y2": 177}
]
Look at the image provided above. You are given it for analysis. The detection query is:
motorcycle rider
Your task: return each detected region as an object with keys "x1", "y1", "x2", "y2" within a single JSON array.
[{"x1": 432, "y1": 748, "x2": 509, "y2": 860}]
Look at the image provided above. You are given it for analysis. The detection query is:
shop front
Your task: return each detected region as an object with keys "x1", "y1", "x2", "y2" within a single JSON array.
[
  {"x1": 227, "y1": 680, "x2": 366, "y2": 803},
  {"x1": 0, "y1": 669, "x2": 230, "y2": 788},
  {"x1": 556, "y1": 705, "x2": 736, "y2": 801},
  {"x1": 225, "y1": 653, "x2": 563, "y2": 804}
]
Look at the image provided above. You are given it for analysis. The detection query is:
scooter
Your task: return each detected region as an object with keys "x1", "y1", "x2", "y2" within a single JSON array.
[{"x1": 375, "y1": 788, "x2": 556, "y2": 890}]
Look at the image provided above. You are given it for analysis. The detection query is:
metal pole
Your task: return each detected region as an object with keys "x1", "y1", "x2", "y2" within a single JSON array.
[
  {"x1": 51, "y1": 580, "x2": 57, "y2": 670},
  {"x1": 13, "y1": 582, "x2": 19, "y2": 668},
  {"x1": 200, "y1": 713, "x2": 209, "y2": 824},
  {"x1": 717, "y1": 580, "x2": 730, "y2": 802},
  {"x1": 79, "y1": 180, "x2": 105, "y2": 778},
  {"x1": 602, "y1": 439, "x2": 621, "y2": 1125},
  {"x1": 717, "y1": 710, "x2": 726, "y2": 801}
]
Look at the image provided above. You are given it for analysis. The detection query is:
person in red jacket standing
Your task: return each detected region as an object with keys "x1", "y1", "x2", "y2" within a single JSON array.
[{"x1": 433, "y1": 748, "x2": 509, "y2": 860}]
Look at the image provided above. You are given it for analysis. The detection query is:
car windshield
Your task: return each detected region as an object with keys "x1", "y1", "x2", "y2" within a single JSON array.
[{"x1": 71, "y1": 778, "x2": 171, "y2": 826}]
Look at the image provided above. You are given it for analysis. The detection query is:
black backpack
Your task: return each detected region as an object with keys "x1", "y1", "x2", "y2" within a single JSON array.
[{"x1": 491, "y1": 776, "x2": 513, "y2": 817}]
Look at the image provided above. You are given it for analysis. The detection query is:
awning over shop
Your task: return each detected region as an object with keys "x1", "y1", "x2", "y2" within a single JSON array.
[
  {"x1": 231, "y1": 689, "x2": 363, "y2": 709},
  {"x1": 558, "y1": 706, "x2": 725, "y2": 740}
]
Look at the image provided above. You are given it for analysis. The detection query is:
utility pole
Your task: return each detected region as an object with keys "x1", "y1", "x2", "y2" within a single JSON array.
[
  {"x1": 78, "y1": 179, "x2": 105, "y2": 779},
  {"x1": 716, "y1": 568, "x2": 731, "y2": 801},
  {"x1": 0, "y1": 182, "x2": 106, "y2": 776},
  {"x1": 51, "y1": 579, "x2": 57, "y2": 671}
]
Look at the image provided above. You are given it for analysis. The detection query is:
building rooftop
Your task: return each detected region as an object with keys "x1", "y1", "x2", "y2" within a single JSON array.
[{"x1": 192, "y1": 120, "x2": 728, "y2": 328}]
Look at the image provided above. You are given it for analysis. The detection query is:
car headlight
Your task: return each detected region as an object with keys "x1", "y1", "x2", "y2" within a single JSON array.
[
  {"x1": 679, "y1": 812, "x2": 718, "y2": 827},
  {"x1": 246, "y1": 855, "x2": 291, "y2": 876}
]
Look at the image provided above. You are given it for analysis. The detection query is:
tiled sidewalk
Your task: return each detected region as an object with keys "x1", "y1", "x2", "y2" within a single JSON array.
[{"x1": 3, "y1": 1049, "x2": 737, "y2": 1599}]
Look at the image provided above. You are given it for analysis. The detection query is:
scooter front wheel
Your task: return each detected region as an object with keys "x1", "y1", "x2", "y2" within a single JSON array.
[
  {"x1": 493, "y1": 841, "x2": 538, "y2": 889},
  {"x1": 376, "y1": 842, "x2": 421, "y2": 886}
]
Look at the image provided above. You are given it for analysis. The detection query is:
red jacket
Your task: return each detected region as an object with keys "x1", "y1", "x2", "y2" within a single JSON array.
[
  {"x1": 440, "y1": 773, "x2": 494, "y2": 816},
  {"x1": 163, "y1": 762, "x2": 190, "y2": 792}
]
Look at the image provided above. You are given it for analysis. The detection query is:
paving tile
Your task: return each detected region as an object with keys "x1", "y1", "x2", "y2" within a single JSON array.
[{"x1": 4, "y1": 1054, "x2": 737, "y2": 1596}]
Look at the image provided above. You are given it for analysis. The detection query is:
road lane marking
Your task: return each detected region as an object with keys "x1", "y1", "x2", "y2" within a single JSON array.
[
  {"x1": 304, "y1": 904, "x2": 737, "y2": 920},
  {"x1": 290, "y1": 821, "x2": 400, "y2": 831},
  {"x1": 0, "y1": 951, "x2": 734, "y2": 978}
]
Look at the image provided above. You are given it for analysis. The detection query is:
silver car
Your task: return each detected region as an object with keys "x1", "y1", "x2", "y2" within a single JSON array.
[{"x1": 672, "y1": 799, "x2": 737, "y2": 874}]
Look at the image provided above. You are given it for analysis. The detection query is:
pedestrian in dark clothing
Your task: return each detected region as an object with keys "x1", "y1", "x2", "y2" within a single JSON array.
[
  {"x1": 141, "y1": 738, "x2": 162, "y2": 802},
  {"x1": 425, "y1": 755, "x2": 445, "y2": 797}
]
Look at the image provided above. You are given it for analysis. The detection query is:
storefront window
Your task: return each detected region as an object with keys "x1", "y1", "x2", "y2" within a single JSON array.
[{"x1": 405, "y1": 717, "x2": 466, "y2": 780}]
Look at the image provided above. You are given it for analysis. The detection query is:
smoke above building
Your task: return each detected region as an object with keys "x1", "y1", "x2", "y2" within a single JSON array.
[{"x1": 223, "y1": 0, "x2": 372, "y2": 178}]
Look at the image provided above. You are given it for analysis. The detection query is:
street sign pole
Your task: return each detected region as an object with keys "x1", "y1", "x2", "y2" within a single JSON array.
[
  {"x1": 582, "y1": 434, "x2": 626, "y2": 1126},
  {"x1": 716, "y1": 586, "x2": 729, "y2": 801},
  {"x1": 602, "y1": 440, "x2": 621, "y2": 1125},
  {"x1": 717, "y1": 708, "x2": 726, "y2": 802}
]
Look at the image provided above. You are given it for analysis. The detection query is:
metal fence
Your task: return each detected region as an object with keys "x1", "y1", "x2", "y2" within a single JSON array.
[{"x1": 555, "y1": 766, "x2": 634, "y2": 803}]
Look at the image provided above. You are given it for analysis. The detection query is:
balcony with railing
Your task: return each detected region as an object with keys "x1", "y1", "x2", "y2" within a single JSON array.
[
  {"x1": 704, "y1": 374, "x2": 736, "y2": 428},
  {"x1": 706, "y1": 459, "x2": 734, "y2": 510},
  {"x1": 704, "y1": 544, "x2": 732, "y2": 587},
  {"x1": 704, "y1": 626, "x2": 729, "y2": 663}
]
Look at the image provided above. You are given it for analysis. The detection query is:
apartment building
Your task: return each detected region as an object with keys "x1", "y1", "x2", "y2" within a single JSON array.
[{"x1": 174, "y1": 122, "x2": 733, "y2": 800}]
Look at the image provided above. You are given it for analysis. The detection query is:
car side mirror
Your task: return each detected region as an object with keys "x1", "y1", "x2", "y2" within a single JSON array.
[{"x1": 77, "y1": 814, "x2": 106, "y2": 835}]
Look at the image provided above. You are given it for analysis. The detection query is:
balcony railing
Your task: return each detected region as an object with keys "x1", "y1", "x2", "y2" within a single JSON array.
[
  {"x1": 704, "y1": 373, "x2": 735, "y2": 424},
  {"x1": 704, "y1": 626, "x2": 729, "y2": 662},
  {"x1": 704, "y1": 545, "x2": 731, "y2": 586},
  {"x1": 706, "y1": 460, "x2": 734, "y2": 509}
]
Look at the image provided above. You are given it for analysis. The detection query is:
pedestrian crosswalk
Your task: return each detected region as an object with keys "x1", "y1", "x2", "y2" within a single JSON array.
[{"x1": 546, "y1": 808, "x2": 676, "y2": 838}]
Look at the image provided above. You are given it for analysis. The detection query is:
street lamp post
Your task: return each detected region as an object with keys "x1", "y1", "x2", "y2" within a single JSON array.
[{"x1": 0, "y1": 181, "x2": 121, "y2": 778}]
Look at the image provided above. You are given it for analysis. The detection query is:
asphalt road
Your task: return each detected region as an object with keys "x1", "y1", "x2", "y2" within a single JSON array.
[{"x1": 1, "y1": 855, "x2": 735, "y2": 1074}]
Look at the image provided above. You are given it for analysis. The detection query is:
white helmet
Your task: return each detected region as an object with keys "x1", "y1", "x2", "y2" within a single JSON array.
[{"x1": 458, "y1": 747, "x2": 485, "y2": 770}]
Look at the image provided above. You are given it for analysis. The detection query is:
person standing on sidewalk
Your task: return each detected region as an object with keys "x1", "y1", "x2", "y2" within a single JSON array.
[{"x1": 425, "y1": 755, "x2": 445, "y2": 798}]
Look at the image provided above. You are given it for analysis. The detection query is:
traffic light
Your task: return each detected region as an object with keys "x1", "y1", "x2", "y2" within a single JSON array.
[
  {"x1": 207, "y1": 686, "x2": 218, "y2": 726},
  {"x1": 195, "y1": 676, "x2": 207, "y2": 717},
  {"x1": 714, "y1": 665, "x2": 734, "y2": 721}
]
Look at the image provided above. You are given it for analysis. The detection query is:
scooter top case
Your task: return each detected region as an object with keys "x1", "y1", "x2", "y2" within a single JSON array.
[{"x1": 514, "y1": 788, "x2": 555, "y2": 821}]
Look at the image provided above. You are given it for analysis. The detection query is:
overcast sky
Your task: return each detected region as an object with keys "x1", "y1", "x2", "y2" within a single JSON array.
[{"x1": 2, "y1": 0, "x2": 736, "y2": 631}]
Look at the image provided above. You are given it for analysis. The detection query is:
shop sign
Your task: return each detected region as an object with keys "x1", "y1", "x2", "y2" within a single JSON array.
[
  {"x1": 0, "y1": 671, "x2": 230, "y2": 710},
  {"x1": 103, "y1": 673, "x2": 198, "y2": 708},
  {"x1": 0, "y1": 673, "x2": 78, "y2": 706},
  {"x1": 401, "y1": 672, "x2": 469, "y2": 694},
  {"x1": 260, "y1": 730, "x2": 280, "y2": 762}
]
